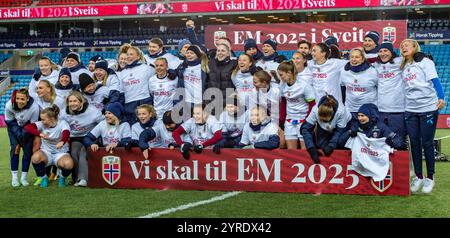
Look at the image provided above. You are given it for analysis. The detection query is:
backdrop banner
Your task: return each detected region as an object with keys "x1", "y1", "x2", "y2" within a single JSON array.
[
  {"x1": 205, "y1": 20, "x2": 406, "y2": 50},
  {"x1": 88, "y1": 148, "x2": 410, "y2": 196}
]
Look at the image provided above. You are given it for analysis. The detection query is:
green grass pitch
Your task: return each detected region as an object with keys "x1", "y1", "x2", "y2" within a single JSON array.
[{"x1": 1, "y1": 128, "x2": 450, "y2": 218}]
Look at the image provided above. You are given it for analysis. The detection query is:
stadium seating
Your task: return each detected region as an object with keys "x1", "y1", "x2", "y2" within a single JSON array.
[
  {"x1": 0, "y1": 75, "x2": 33, "y2": 115},
  {"x1": 0, "y1": 0, "x2": 32, "y2": 8},
  {"x1": 0, "y1": 54, "x2": 13, "y2": 64},
  {"x1": 408, "y1": 19, "x2": 450, "y2": 31}
]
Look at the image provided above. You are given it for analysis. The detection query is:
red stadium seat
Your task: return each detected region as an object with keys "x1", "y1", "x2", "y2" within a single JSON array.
[{"x1": 0, "y1": 0, "x2": 32, "y2": 8}]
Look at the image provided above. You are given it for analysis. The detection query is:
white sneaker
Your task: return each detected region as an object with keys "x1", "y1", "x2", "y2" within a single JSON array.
[
  {"x1": 422, "y1": 178, "x2": 435, "y2": 194},
  {"x1": 20, "y1": 179, "x2": 29, "y2": 187},
  {"x1": 410, "y1": 177, "x2": 423, "y2": 193},
  {"x1": 75, "y1": 179, "x2": 87, "y2": 187},
  {"x1": 12, "y1": 178, "x2": 20, "y2": 187}
]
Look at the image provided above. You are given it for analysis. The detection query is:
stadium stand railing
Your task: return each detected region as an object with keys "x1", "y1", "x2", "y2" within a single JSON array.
[{"x1": 408, "y1": 19, "x2": 450, "y2": 31}]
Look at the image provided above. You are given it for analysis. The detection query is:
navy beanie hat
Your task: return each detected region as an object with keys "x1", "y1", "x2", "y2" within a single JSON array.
[
  {"x1": 244, "y1": 38, "x2": 258, "y2": 52},
  {"x1": 358, "y1": 103, "x2": 379, "y2": 122},
  {"x1": 60, "y1": 48, "x2": 72, "y2": 59},
  {"x1": 58, "y1": 67, "x2": 71, "y2": 80},
  {"x1": 187, "y1": 45, "x2": 203, "y2": 58},
  {"x1": 263, "y1": 38, "x2": 277, "y2": 51},
  {"x1": 94, "y1": 59, "x2": 109, "y2": 72},
  {"x1": 66, "y1": 52, "x2": 80, "y2": 63},
  {"x1": 106, "y1": 102, "x2": 124, "y2": 120},
  {"x1": 379, "y1": 40, "x2": 395, "y2": 55},
  {"x1": 324, "y1": 36, "x2": 339, "y2": 47},
  {"x1": 79, "y1": 73, "x2": 95, "y2": 91},
  {"x1": 89, "y1": 54, "x2": 103, "y2": 62},
  {"x1": 365, "y1": 31, "x2": 380, "y2": 45},
  {"x1": 177, "y1": 39, "x2": 191, "y2": 50}
]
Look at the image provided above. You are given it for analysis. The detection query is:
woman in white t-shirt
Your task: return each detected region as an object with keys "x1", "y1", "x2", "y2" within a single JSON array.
[
  {"x1": 83, "y1": 102, "x2": 132, "y2": 153},
  {"x1": 24, "y1": 105, "x2": 73, "y2": 188},
  {"x1": 29, "y1": 57, "x2": 60, "y2": 99},
  {"x1": 278, "y1": 60, "x2": 316, "y2": 149},
  {"x1": 340, "y1": 48, "x2": 378, "y2": 120},
  {"x1": 231, "y1": 53, "x2": 256, "y2": 110},
  {"x1": 401, "y1": 39, "x2": 445, "y2": 194},
  {"x1": 309, "y1": 43, "x2": 347, "y2": 103},
  {"x1": 172, "y1": 103, "x2": 222, "y2": 160}
]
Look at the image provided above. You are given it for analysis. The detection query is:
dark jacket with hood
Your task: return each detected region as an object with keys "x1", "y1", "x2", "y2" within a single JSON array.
[{"x1": 348, "y1": 103, "x2": 405, "y2": 149}]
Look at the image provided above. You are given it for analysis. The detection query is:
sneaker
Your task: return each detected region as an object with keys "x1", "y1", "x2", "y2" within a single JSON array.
[
  {"x1": 40, "y1": 177, "x2": 49, "y2": 188},
  {"x1": 58, "y1": 177, "x2": 66, "y2": 187},
  {"x1": 12, "y1": 178, "x2": 20, "y2": 188},
  {"x1": 422, "y1": 178, "x2": 435, "y2": 194},
  {"x1": 75, "y1": 179, "x2": 87, "y2": 187},
  {"x1": 33, "y1": 177, "x2": 43, "y2": 186},
  {"x1": 20, "y1": 179, "x2": 29, "y2": 187},
  {"x1": 410, "y1": 176, "x2": 423, "y2": 193}
]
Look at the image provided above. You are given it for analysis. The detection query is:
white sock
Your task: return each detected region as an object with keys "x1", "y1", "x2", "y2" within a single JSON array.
[
  {"x1": 11, "y1": 171, "x2": 18, "y2": 180},
  {"x1": 21, "y1": 172, "x2": 28, "y2": 181}
]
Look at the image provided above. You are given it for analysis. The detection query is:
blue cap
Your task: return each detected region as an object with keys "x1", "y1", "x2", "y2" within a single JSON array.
[
  {"x1": 365, "y1": 31, "x2": 380, "y2": 45},
  {"x1": 106, "y1": 102, "x2": 125, "y2": 121},
  {"x1": 177, "y1": 39, "x2": 191, "y2": 51},
  {"x1": 324, "y1": 36, "x2": 339, "y2": 47},
  {"x1": 244, "y1": 38, "x2": 258, "y2": 52},
  {"x1": 58, "y1": 67, "x2": 71, "y2": 80},
  {"x1": 379, "y1": 40, "x2": 394, "y2": 54},
  {"x1": 358, "y1": 103, "x2": 379, "y2": 122},
  {"x1": 94, "y1": 59, "x2": 109, "y2": 71},
  {"x1": 263, "y1": 38, "x2": 277, "y2": 51}
]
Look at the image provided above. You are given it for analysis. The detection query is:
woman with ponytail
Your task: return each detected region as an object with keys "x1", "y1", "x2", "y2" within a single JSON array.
[
  {"x1": 175, "y1": 45, "x2": 209, "y2": 119},
  {"x1": 309, "y1": 43, "x2": 347, "y2": 103},
  {"x1": 278, "y1": 61, "x2": 316, "y2": 149},
  {"x1": 24, "y1": 105, "x2": 73, "y2": 188},
  {"x1": 35, "y1": 79, "x2": 65, "y2": 112},
  {"x1": 400, "y1": 39, "x2": 445, "y2": 194},
  {"x1": 340, "y1": 48, "x2": 378, "y2": 121},
  {"x1": 29, "y1": 57, "x2": 60, "y2": 99},
  {"x1": 231, "y1": 53, "x2": 256, "y2": 109},
  {"x1": 119, "y1": 44, "x2": 156, "y2": 124},
  {"x1": 60, "y1": 91, "x2": 103, "y2": 187},
  {"x1": 300, "y1": 94, "x2": 352, "y2": 164}
]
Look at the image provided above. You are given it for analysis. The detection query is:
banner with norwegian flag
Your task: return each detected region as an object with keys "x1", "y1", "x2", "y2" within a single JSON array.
[{"x1": 88, "y1": 148, "x2": 410, "y2": 196}]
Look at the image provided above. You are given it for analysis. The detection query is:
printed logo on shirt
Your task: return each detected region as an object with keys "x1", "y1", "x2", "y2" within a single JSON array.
[
  {"x1": 371, "y1": 162, "x2": 393, "y2": 193},
  {"x1": 404, "y1": 73, "x2": 416, "y2": 82},
  {"x1": 313, "y1": 72, "x2": 328, "y2": 79},
  {"x1": 346, "y1": 85, "x2": 367, "y2": 92},
  {"x1": 378, "y1": 72, "x2": 395, "y2": 79}
]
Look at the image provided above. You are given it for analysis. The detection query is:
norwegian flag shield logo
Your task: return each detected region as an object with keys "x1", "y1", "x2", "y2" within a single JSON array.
[
  {"x1": 371, "y1": 161, "x2": 393, "y2": 192},
  {"x1": 382, "y1": 26, "x2": 397, "y2": 44},
  {"x1": 102, "y1": 155, "x2": 121, "y2": 186}
]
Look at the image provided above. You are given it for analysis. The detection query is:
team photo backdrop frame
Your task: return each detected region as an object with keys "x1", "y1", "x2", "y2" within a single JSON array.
[{"x1": 88, "y1": 148, "x2": 410, "y2": 196}]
